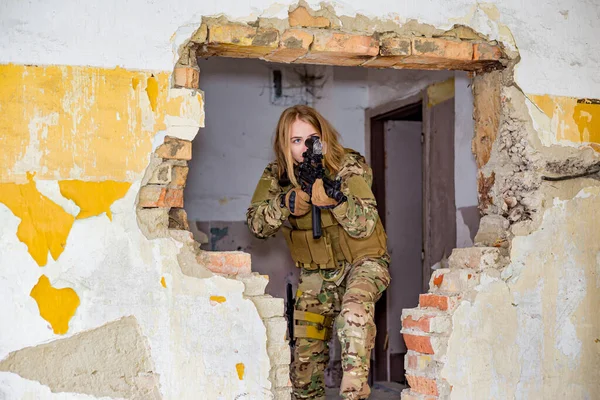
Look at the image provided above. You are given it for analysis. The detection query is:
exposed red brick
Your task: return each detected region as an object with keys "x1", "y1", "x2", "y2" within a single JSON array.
[
  {"x1": 288, "y1": 6, "x2": 331, "y2": 28},
  {"x1": 197, "y1": 251, "x2": 251, "y2": 275},
  {"x1": 173, "y1": 67, "x2": 199, "y2": 89},
  {"x1": 155, "y1": 136, "x2": 192, "y2": 160},
  {"x1": 138, "y1": 186, "x2": 184, "y2": 208},
  {"x1": 170, "y1": 165, "x2": 189, "y2": 188},
  {"x1": 402, "y1": 315, "x2": 432, "y2": 333},
  {"x1": 208, "y1": 23, "x2": 256, "y2": 45},
  {"x1": 363, "y1": 36, "x2": 411, "y2": 68},
  {"x1": 207, "y1": 24, "x2": 278, "y2": 58},
  {"x1": 168, "y1": 208, "x2": 189, "y2": 230},
  {"x1": 433, "y1": 273, "x2": 444, "y2": 287},
  {"x1": 412, "y1": 38, "x2": 473, "y2": 60},
  {"x1": 473, "y1": 42, "x2": 503, "y2": 61},
  {"x1": 302, "y1": 31, "x2": 379, "y2": 66},
  {"x1": 406, "y1": 375, "x2": 439, "y2": 396},
  {"x1": 403, "y1": 333, "x2": 434, "y2": 354},
  {"x1": 264, "y1": 29, "x2": 314, "y2": 63},
  {"x1": 419, "y1": 294, "x2": 460, "y2": 311},
  {"x1": 380, "y1": 36, "x2": 411, "y2": 56}
]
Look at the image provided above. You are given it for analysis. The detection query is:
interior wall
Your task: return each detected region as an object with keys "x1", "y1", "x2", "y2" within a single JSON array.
[
  {"x1": 185, "y1": 57, "x2": 368, "y2": 223},
  {"x1": 454, "y1": 72, "x2": 479, "y2": 247},
  {"x1": 3, "y1": 1, "x2": 599, "y2": 398},
  {"x1": 367, "y1": 69, "x2": 453, "y2": 110},
  {"x1": 184, "y1": 58, "x2": 468, "y2": 298},
  {"x1": 185, "y1": 57, "x2": 372, "y2": 298}
]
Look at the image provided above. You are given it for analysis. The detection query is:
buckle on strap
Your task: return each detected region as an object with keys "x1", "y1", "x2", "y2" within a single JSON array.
[
  {"x1": 293, "y1": 310, "x2": 333, "y2": 341},
  {"x1": 294, "y1": 310, "x2": 332, "y2": 325},
  {"x1": 293, "y1": 310, "x2": 334, "y2": 339},
  {"x1": 294, "y1": 325, "x2": 331, "y2": 341}
]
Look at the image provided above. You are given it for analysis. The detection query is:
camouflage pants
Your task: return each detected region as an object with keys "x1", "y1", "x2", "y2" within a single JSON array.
[{"x1": 290, "y1": 258, "x2": 391, "y2": 400}]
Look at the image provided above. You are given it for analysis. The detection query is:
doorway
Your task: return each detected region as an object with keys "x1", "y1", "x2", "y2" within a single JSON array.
[{"x1": 369, "y1": 90, "x2": 456, "y2": 383}]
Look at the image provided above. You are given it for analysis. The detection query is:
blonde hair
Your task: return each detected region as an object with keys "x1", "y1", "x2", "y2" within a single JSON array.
[{"x1": 273, "y1": 105, "x2": 345, "y2": 187}]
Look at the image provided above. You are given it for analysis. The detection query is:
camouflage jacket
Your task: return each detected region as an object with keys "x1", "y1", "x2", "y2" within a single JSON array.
[{"x1": 246, "y1": 149, "x2": 381, "y2": 240}]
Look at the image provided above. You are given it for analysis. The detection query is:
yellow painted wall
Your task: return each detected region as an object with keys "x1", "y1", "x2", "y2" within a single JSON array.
[
  {"x1": 0, "y1": 173, "x2": 75, "y2": 266},
  {"x1": 0, "y1": 64, "x2": 203, "y2": 183},
  {"x1": 30, "y1": 275, "x2": 80, "y2": 335},
  {"x1": 58, "y1": 180, "x2": 132, "y2": 220},
  {"x1": 0, "y1": 63, "x2": 204, "y2": 266},
  {"x1": 529, "y1": 94, "x2": 600, "y2": 146}
]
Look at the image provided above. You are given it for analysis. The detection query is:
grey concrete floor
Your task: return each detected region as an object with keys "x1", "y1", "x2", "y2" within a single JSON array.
[{"x1": 325, "y1": 381, "x2": 407, "y2": 399}]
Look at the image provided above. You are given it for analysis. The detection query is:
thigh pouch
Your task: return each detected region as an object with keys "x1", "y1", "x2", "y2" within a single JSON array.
[{"x1": 293, "y1": 310, "x2": 334, "y2": 341}]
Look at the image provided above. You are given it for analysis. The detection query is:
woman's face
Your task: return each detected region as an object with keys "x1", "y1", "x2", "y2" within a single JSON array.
[{"x1": 289, "y1": 117, "x2": 320, "y2": 163}]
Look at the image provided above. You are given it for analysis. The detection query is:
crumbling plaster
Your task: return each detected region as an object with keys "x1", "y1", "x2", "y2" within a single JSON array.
[
  {"x1": 0, "y1": 64, "x2": 273, "y2": 399},
  {"x1": 2, "y1": 1, "x2": 600, "y2": 97},
  {"x1": 443, "y1": 185, "x2": 600, "y2": 400},
  {"x1": 0, "y1": 180, "x2": 272, "y2": 399},
  {"x1": 1, "y1": 0, "x2": 599, "y2": 399},
  {"x1": 441, "y1": 77, "x2": 600, "y2": 399}
]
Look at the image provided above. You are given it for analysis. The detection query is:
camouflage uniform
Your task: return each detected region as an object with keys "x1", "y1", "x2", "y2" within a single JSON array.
[{"x1": 247, "y1": 150, "x2": 391, "y2": 400}]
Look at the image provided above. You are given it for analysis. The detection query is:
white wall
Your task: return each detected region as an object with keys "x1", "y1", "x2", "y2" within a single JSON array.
[
  {"x1": 2, "y1": 0, "x2": 598, "y2": 98},
  {"x1": 185, "y1": 58, "x2": 465, "y2": 222},
  {"x1": 367, "y1": 68, "x2": 453, "y2": 109},
  {"x1": 455, "y1": 72, "x2": 479, "y2": 247},
  {"x1": 2, "y1": 1, "x2": 599, "y2": 399},
  {"x1": 185, "y1": 58, "x2": 369, "y2": 221}
]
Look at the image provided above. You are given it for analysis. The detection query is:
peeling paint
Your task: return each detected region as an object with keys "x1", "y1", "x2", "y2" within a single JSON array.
[
  {"x1": 29, "y1": 275, "x2": 80, "y2": 335},
  {"x1": 58, "y1": 180, "x2": 132, "y2": 220},
  {"x1": 529, "y1": 94, "x2": 600, "y2": 147},
  {"x1": 427, "y1": 78, "x2": 454, "y2": 107},
  {"x1": 0, "y1": 64, "x2": 204, "y2": 183},
  {"x1": 146, "y1": 75, "x2": 159, "y2": 112},
  {"x1": 210, "y1": 295, "x2": 227, "y2": 304},
  {"x1": 236, "y1": 362, "x2": 245, "y2": 380},
  {"x1": 446, "y1": 188, "x2": 600, "y2": 399},
  {"x1": 0, "y1": 173, "x2": 75, "y2": 266}
]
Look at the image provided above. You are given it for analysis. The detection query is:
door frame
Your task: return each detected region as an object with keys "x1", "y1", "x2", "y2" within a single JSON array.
[
  {"x1": 365, "y1": 94, "x2": 424, "y2": 383},
  {"x1": 366, "y1": 89, "x2": 457, "y2": 382}
]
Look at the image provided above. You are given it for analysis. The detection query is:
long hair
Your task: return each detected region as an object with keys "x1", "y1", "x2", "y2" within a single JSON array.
[{"x1": 273, "y1": 105, "x2": 345, "y2": 187}]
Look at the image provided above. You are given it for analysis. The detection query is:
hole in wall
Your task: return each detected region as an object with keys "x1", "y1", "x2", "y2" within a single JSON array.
[
  {"x1": 137, "y1": 11, "x2": 510, "y2": 397},
  {"x1": 182, "y1": 55, "x2": 480, "y2": 386}
]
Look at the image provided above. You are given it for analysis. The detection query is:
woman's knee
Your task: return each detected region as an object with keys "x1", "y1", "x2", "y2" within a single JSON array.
[{"x1": 336, "y1": 300, "x2": 375, "y2": 333}]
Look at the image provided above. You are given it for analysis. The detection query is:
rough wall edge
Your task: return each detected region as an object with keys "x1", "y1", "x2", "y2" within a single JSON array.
[
  {"x1": 174, "y1": 3, "x2": 511, "y2": 73},
  {"x1": 0, "y1": 315, "x2": 162, "y2": 399}
]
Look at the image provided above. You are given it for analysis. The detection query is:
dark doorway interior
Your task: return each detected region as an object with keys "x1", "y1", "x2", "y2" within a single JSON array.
[{"x1": 370, "y1": 94, "x2": 456, "y2": 384}]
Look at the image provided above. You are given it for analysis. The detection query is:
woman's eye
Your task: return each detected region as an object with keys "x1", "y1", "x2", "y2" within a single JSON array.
[{"x1": 292, "y1": 139, "x2": 300, "y2": 144}]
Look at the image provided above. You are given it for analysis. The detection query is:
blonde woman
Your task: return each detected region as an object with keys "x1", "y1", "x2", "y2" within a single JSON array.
[{"x1": 247, "y1": 105, "x2": 390, "y2": 400}]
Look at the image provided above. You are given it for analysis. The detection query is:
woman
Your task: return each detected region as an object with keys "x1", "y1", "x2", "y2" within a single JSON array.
[{"x1": 246, "y1": 105, "x2": 391, "y2": 400}]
